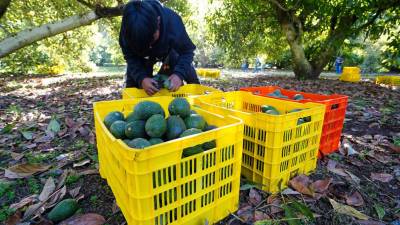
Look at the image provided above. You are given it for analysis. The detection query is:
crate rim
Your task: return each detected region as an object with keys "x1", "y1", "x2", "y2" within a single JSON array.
[
  {"x1": 240, "y1": 86, "x2": 348, "y2": 104},
  {"x1": 194, "y1": 91, "x2": 326, "y2": 118},
  {"x1": 93, "y1": 97, "x2": 244, "y2": 154}
]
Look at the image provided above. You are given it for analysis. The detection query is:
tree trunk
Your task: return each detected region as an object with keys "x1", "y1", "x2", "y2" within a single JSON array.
[
  {"x1": 274, "y1": 7, "x2": 315, "y2": 79},
  {"x1": 282, "y1": 24, "x2": 314, "y2": 79},
  {"x1": 0, "y1": 0, "x2": 11, "y2": 19},
  {"x1": 0, "y1": 11, "x2": 100, "y2": 58}
]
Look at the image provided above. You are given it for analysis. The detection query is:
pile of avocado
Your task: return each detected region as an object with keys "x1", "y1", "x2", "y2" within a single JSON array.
[
  {"x1": 267, "y1": 89, "x2": 305, "y2": 100},
  {"x1": 261, "y1": 105, "x2": 309, "y2": 125},
  {"x1": 103, "y1": 98, "x2": 217, "y2": 157}
]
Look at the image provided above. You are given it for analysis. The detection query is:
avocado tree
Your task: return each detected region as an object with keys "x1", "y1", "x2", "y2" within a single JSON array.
[
  {"x1": 209, "y1": 0, "x2": 400, "y2": 79},
  {"x1": 0, "y1": 0, "x2": 189, "y2": 73}
]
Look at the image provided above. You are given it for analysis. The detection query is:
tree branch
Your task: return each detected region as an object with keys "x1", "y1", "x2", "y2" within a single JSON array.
[
  {"x1": 354, "y1": 9, "x2": 383, "y2": 32},
  {"x1": 266, "y1": 0, "x2": 289, "y2": 12}
]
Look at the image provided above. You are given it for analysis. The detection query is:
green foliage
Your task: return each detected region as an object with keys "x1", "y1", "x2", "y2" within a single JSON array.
[
  {"x1": 0, "y1": 181, "x2": 16, "y2": 222},
  {"x1": 208, "y1": 0, "x2": 399, "y2": 71},
  {"x1": 381, "y1": 29, "x2": 400, "y2": 72},
  {"x1": 0, "y1": 0, "x2": 193, "y2": 74},
  {"x1": 66, "y1": 174, "x2": 81, "y2": 185},
  {"x1": 0, "y1": 0, "x2": 98, "y2": 73},
  {"x1": 27, "y1": 177, "x2": 41, "y2": 194},
  {"x1": 374, "y1": 204, "x2": 385, "y2": 220}
]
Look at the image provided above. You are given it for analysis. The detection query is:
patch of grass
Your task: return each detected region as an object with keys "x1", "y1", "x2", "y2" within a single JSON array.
[
  {"x1": 0, "y1": 182, "x2": 14, "y2": 200},
  {"x1": 27, "y1": 178, "x2": 41, "y2": 194},
  {"x1": 6, "y1": 104, "x2": 22, "y2": 115},
  {"x1": 90, "y1": 195, "x2": 98, "y2": 205},
  {"x1": 0, "y1": 181, "x2": 16, "y2": 222},
  {"x1": 73, "y1": 139, "x2": 87, "y2": 149},
  {"x1": 327, "y1": 154, "x2": 341, "y2": 162},
  {"x1": 26, "y1": 151, "x2": 58, "y2": 164},
  {"x1": 66, "y1": 175, "x2": 81, "y2": 185}
]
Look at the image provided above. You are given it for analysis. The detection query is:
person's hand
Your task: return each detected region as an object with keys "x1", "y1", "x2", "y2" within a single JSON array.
[
  {"x1": 168, "y1": 74, "x2": 183, "y2": 92},
  {"x1": 141, "y1": 78, "x2": 159, "y2": 96}
]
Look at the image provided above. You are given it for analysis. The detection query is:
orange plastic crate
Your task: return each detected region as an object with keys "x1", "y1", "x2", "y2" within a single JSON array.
[{"x1": 240, "y1": 86, "x2": 348, "y2": 157}]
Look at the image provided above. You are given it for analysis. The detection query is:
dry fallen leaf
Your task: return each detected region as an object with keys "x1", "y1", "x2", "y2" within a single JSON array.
[
  {"x1": 69, "y1": 186, "x2": 81, "y2": 198},
  {"x1": 355, "y1": 220, "x2": 386, "y2": 225},
  {"x1": 329, "y1": 198, "x2": 369, "y2": 220},
  {"x1": 39, "y1": 177, "x2": 56, "y2": 202},
  {"x1": 35, "y1": 218, "x2": 54, "y2": 225},
  {"x1": 5, "y1": 163, "x2": 50, "y2": 179},
  {"x1": 388, "y1": 143, "x2": 400, "y2": 154},
  {"x1": 9, "y1": 195, "x2": 37, "y2": 210},
  {"x1": 73, "y1": 159, "x2": 91, "y2": 168},
  {"x1": 5, "y1": 210, "x2": 21, "y2": 225},
  {"x1": 47, "y1": 186, "x2": 67, "y2": 209},
  {"x1": 342, "y1": 141, "x2": 359, "y2": 156},
  {"x1": 289, "y1": 175, "x2": 314, "y2": 197},
  {"x1": 23, "y1": 203, "x2": 44, "y2": 220},
  {"x1": 56, "y1": 170, "x2": 69, "y2": 189},
  {"x1": 10, "y1": 152, "x2": 24, "y2": 161},
  {"x1": 249, "y1": 188, "x2": 262, "y2": 205},
  {"x1": 310, "y1": 178, "x2": 332, "y2": 193},
  {"x1": 267, "y1": 195, "x2": 282, "y2": 214},
  {"x1": 370, "y1": 173, "x2": 393, "y2": 183},
  {"x1": 281, "y1": 188, "x2": 301, "y2": 195},
  {"x1": 237, "y1": 205, "x2": 253, "y2": 222},
  {"x1": 65, "y1": 117, "x2": 76, "y2": 128},
  {"x1": 254, "y1": 210, "x2": 270, "y2": 221},
  {"x1": 345, "y1": 191, "x2": 365, "y2": 207},
  {"x1": 58, "y1": 213, "x2": 105, "y2": 225},
  {"x1": 345, "y1": 171, "x2": 361, "y2": 186},
  {"x1": 78, "y1": 169, "x2": 99, "y2": 176}
]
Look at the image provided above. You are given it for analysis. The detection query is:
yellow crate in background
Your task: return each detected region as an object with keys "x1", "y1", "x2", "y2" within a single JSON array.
[
  {"x1": 193, "y1": 91, "x2": 326, "y2": 193},
  {"x1": 94, "y1": 97, "x2": 243, "y2": 225},
  {"x1": 196, "y1": 68, "x2": 221, "y2": 78},
  {"x1": 342, "y1": 67, "x2": 360, "y2": 74},
  {"x1": 376, "y1": 75, "x2": 400, "y2": 86},
  {"x1": 122, "y1": 84, "x2": 221, "y2": 100},
  {"x1": 340, "y1": 67, "x2": 361, "y2": 82}
]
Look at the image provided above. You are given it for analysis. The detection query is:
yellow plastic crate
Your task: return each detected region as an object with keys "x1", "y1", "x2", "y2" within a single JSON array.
[
  {"x1": 340, "y1": 67, "x2": 361, "y2": 82},
  {"x1": 196, "y1": 68, "x2": 221, "y2": 78},
  {"x1": 392, "y1": 76, "x2": 400, "y2": 86},
  {"x1": 342, "y1": 67, "x2": 360, "y2": 74},
  {"x1": 193, "y1": 91, "x2": 326, "y2": 193},
  {"x1": 94, "y1": 97, "x2": 244, "y2": 225},
  {"x1": 122, "y1": 84, "x2": 221, "y2": 99},
  {"x1": 376, "y1": 75, "x2": 400, "y2": 86},
  {"x1": 339, "y1": 73, "x2": 361, "y2": 82}
]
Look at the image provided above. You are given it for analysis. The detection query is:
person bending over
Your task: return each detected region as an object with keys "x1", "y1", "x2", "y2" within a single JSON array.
[{"x1": 119, "y1": 0, "x2": 200, "y2": 95}]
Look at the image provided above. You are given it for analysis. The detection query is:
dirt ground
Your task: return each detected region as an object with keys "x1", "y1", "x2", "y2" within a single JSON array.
[{"x1": 0, "y1": 71, "x2": 399, "y2": 225}]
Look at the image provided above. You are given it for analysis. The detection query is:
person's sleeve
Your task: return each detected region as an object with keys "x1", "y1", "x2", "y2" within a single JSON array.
[
  {"x1": 119, "y1": 35, "x2": 152, "y2": 88},
  {"x1": 172, "y1": 16, "x2": 196, "y2": 82}
]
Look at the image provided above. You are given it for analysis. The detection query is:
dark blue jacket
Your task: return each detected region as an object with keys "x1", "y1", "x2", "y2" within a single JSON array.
[{"x1": 119, "y1": 1, "x2": 196, "y2": 88}]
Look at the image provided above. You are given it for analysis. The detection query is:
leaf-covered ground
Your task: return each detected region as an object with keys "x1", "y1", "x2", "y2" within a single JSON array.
[{"x1": 0, "y1": 71, "x2": 399, "y2": 225}]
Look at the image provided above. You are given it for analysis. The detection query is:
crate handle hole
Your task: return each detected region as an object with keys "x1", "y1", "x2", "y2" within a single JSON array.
[{"x1": 331, "y1": 104, "x2": 339, "y2": 110}]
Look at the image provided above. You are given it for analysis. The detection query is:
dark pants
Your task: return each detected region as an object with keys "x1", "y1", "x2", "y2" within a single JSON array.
[{"x1": 125, "y1": 49, "x2": 199, "y2": 88}]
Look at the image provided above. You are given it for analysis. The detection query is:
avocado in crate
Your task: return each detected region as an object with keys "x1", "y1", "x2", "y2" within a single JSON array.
[
  {"x1": 94, "y1": 96, "x2": 244, "y2": 225},
  {"x1": 103, "y1": 97, "x2": 219, "y2": 157}
]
